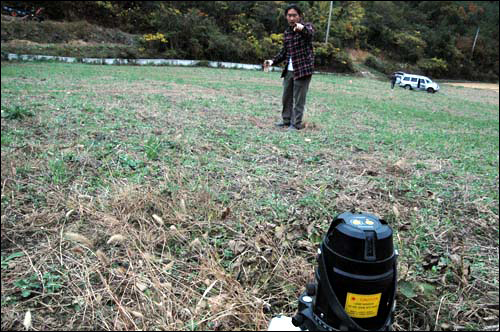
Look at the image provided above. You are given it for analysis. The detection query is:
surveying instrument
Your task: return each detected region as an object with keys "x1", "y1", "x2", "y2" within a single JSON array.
[{"x1": 269, "y1": 212, "x2": 398, "y2": 331}]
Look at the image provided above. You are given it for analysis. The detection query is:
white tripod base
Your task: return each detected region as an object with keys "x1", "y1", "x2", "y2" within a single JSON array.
[{"x1": 268, "y1": 316, "x2": 302, "y2": 331}]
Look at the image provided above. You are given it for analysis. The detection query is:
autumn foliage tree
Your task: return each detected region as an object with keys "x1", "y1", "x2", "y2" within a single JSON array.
[{"x1": 1, "y1": 0, "x2": 498, "y2": 80}]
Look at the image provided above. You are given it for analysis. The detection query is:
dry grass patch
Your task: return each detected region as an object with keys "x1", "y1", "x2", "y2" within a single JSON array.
[{"x1": 1, "y1": 62, "x2": 498, "y2": 331}]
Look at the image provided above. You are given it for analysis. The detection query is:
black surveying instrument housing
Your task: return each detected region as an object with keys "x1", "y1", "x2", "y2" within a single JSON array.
[{"x1": 291, "y1": 212, "x2": 398, "y2": 331}]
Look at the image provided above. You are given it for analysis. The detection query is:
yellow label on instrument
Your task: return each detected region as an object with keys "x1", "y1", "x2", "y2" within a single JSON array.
[{"x1": 345, "y1": 292, "x2": 381, "y2": 318}]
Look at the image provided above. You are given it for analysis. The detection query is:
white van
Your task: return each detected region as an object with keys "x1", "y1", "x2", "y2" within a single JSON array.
[
  {"x1": 393, "y1": 71, "x2": 405, "y2": 84},
  {"x1": 399, "y1": 74, "x2": 440, "y2": 93}
]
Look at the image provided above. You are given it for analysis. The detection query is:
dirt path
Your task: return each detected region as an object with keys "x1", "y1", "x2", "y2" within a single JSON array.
[{"x1": 443, "y1": 82, "x2": 499, "y2": 91}]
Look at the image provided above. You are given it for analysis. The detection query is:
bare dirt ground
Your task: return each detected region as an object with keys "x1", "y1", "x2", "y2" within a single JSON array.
[{"x1": 443, "y1": 82, "x2": 499, "y2": 91}]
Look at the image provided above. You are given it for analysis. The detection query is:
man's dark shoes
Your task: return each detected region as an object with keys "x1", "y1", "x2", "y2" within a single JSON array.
[
  {"x1": 275, "y1": 121, "x2": 290, "y2": 128},
  {"x1": 288, "y1": 123, "x2": 304, "y2": 131}
]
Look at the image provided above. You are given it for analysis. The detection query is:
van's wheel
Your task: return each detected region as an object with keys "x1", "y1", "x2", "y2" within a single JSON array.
[
  {"x1": 427, "y1": 88, "x2": 435, "y2": 93},
  {"x1": 405, "y1": 85, "x2": 412, "y2": 90}
]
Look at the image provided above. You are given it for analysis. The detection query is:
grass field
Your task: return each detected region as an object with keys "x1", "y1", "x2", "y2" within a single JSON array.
[{"x1": 1, "y1": 62, "x2": 498, "y2": 331}]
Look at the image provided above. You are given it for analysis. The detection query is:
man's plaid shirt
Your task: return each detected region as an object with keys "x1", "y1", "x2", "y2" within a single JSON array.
[{"x1": 272, "y1": 21, "x2": 315, "y2": 80}]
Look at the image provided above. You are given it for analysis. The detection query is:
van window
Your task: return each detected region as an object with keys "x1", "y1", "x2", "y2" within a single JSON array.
[
  {"x1": 403, "y1": 77, "x2": 410, "y2": 81},
  {"x1": 426, "y1": 80, "x2": 431, "y2": 84},
  {"x1": 411, "y1": 78, "x2": 418, "y2": 82}
]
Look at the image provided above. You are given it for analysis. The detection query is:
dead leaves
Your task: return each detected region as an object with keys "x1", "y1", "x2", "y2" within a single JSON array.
[
  {"x1": 447, "y1": 253, "x2": 471, "y2": 286},
  {"x1": 274, "y1": 224, "x2": 303, "y2": 245},
  {"x1": 228, "y1": 240, "x2": 246, "y2": 255},
  {"x1": 272, "y1": 219, "x2": 322, "y2": 250},
  {"x1": 221, "y1": 207, "x2": 231, "y2": 220},
  {"x1": 189, "y1": 238, "x2": 203, "y2": 251},
  {"x1": 134, "y1": 280, "x2": 149, "y2": 292},
  {"x1": 419, "y1": 251, "x2": 472, "y2": 289},
  {"x1": 423, "y1": 253, "x2": 441, "y2": 270}
]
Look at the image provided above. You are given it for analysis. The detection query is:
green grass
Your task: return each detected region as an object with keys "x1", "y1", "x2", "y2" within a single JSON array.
[{"x1": 1, "y1": 62, "x2": 498, "y2": 331}]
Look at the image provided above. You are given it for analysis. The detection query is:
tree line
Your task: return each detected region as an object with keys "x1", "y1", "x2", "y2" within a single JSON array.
[{"x1": 4, "y1": 1, "x2": 499, "y2": 81}]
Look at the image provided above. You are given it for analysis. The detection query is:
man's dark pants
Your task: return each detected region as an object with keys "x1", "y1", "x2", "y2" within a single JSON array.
[{"x1": 282, "y1": 71, "x2": 312, "y2": 128}]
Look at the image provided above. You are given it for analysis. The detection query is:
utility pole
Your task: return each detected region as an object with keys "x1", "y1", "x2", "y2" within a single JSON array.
[
  {"x1": 325, "y1": 1, "x2": 333, "y2": 44},
  {"x1": 471, "y1": 26, "x2": 480, "y2": 58}
]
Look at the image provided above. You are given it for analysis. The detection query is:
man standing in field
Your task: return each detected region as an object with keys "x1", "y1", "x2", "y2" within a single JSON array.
[
  {"x1": 390, "y1": 73, "x2": 397, "y2": 89},
  {"x1": 264, "y1": 4, "x2": 314, "y2": 131}
]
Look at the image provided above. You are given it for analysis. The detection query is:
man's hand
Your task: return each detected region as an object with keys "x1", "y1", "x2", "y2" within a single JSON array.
[
  {"x1": 263, "y1": 60, "x2": 273, "y2": 72},
  {"x1": 294, "y1": 23, "x2": 304, "y2": 32}
]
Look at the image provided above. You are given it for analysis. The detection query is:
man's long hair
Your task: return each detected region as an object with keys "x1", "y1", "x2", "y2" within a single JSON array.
[{"x1": 284, "y1": 3, "x2": 302, "y2": 17}]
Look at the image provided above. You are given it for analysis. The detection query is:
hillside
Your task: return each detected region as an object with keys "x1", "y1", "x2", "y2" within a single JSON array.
[
  {"x1": 1, "y1": 15, "x2": 141, "y2": 59},
  {"x1": 1, "y1": 15, "x2": 378, "y2": 77},
  {"x1": 2, "y1": 0, "x2": 499, "y2": 82},
  {"x1": 0, "y1": 16, "x2": 436, "y2": 82}
]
